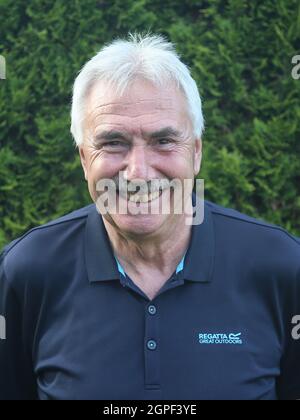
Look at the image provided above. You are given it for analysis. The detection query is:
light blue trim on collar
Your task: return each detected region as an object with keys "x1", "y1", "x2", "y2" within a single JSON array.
[
  {"x1": 115, "y1": 257, "x2": 126, "y2": 277},
  {"x1": 114, "y1": 253, "x2": 186, "y2": 277},
  {"x1": 176, "y1": 254, "x2": 186, "y2": 274}
]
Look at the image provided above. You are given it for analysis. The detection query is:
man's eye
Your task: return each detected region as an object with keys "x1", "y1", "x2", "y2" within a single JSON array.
[
  {"x1": 157, "y1": 138, "x2": 173, "y2": 145},
  {"x1": 103, "y1": 141, "x2": 125, "y2": 148}
]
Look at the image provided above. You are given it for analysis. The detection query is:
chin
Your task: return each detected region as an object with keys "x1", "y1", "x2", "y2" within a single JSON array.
[{"x1": 112, "y1": 214, "x2": 166, "y2": 237}]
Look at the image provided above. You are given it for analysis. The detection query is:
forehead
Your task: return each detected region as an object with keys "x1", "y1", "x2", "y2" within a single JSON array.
[{"x1": 84, "y1": 79, "x2": 189, "y2": 131}]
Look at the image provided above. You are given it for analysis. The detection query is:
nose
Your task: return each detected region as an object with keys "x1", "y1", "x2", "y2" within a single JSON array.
[{"x1": 123, "y1": 144, "x2": 152, "y2": 182}]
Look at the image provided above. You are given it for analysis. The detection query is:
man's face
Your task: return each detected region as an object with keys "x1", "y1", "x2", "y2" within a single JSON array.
[{"x1": 79, "y1": 78, "x2": 202, "y2": 236}]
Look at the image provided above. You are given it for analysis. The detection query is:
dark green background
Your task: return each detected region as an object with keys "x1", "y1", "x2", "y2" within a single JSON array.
[{"x1": 0, "y1": 0, "x2": 299, "y2": 249}]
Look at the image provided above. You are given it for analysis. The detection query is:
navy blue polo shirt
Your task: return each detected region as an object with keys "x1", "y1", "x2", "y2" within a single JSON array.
[{"x1": 0, "y1": 198, "x2": 300, "y2": 400}]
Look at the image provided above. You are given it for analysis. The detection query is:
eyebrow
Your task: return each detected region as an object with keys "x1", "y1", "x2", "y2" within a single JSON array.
[
  {"x1": 94, "y1": 131, "x2": 129, "y2": 142},
  {"x1": 146, "y1": 127, "x2": 181, "y2": 139},
  {"x1": 94, "y1": 127, "x2": 181, "y2": 143}
]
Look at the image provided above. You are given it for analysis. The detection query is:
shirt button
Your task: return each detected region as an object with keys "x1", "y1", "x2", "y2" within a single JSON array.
[
  {"x1": 147, "y1": 340, "x2": 157, "y2": 351},
  {"x1": 148, "y1": 305, "x2": 157, "y2": 315}
]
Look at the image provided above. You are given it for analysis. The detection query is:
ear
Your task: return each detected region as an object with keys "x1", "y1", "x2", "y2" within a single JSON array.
[
  {"x1": 79, "y1": 146, "x2": 88, "y2": 181},
  {"x1": 193, "y1": 138, "x2": 202, "y2": 176}
]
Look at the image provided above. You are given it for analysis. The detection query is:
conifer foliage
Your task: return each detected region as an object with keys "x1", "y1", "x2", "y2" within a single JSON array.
[{"x1": 0, "y1": 0, "x2": 299, "y2": 248}]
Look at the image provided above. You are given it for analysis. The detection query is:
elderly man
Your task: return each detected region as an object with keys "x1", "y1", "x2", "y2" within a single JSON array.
[{"x1": 0, "y1": 34, "x2": 299, "y2": 401}]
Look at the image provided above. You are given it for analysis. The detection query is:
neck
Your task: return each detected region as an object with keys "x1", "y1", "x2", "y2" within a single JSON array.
[{"x1": 102, "y1": 214, "x2": 191, "y2": 277}]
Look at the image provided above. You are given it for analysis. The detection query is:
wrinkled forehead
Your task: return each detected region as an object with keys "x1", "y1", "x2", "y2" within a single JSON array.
[
  {"x1": 88, "y1": 98, "x2": 175, "y2": 117},
  {"x1": 84, "y1": 78, "x2": 189, "y2": 126}
]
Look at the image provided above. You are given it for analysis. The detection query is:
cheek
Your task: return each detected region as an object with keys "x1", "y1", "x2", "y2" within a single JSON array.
[
  {"x1": 156, "y1": 151, "x2": 194, "y2": 180},
  {"x1": 86, "y1": 157, "x2": 118, "y2": 202},
  {"x1": 88, "y1": 153, "x2": 123, "y2": 182}
]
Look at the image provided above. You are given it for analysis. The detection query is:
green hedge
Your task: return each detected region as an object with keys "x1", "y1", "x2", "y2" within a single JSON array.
[{"x1": 0, "y1": 0, "x2": 299, "y2": 249}]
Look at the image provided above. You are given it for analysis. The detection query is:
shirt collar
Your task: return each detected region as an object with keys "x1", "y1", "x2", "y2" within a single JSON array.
[
  {"x1": 183, "y1": 195, "x2": 215, "y2": 283},
  {"x1": 114, "y1": 253, "x2": 186, "y2": 278},
  {"x1": 84, "y1": 193, "x2": 215, "y2": 284}
]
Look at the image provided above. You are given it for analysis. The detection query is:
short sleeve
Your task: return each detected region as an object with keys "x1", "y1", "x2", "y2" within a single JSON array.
[
  {"x1": 277, "y1": 261, "x2": 300, "y2": 400},
  {"x1": 0, "y1": 249, "x2": 38, "y2": 400}
]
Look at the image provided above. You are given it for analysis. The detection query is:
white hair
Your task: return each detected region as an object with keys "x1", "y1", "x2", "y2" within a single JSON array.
[{"x1": 70, "y1": 33, "x2": 204, "y2": 146}]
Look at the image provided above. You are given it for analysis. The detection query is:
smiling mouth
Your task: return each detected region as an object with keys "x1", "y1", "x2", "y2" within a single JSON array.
[{"x1": 117, "y1": 188, "x2": 165, "y2": 203}]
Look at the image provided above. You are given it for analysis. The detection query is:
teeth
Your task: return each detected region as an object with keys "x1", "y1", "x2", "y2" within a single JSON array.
[
  {"x1": 127, "y1": 190, "x2": 161, "y2": 203},
  {"x1": 118, "y1": 189, "x2": 164, "y2": 203}
]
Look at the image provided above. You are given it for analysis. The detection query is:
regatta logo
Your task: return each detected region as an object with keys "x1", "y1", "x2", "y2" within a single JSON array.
[{"x1": 198, "y1": 332, "x2": 243, "y2": 345}]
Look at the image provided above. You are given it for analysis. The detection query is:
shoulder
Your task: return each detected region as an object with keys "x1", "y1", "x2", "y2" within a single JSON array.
[
  {"x1": 204, "y1": 201, "x2": 300, "y2": 314},
  {"x1": 206, "y1": 199, "x2": 300, "y2": 251},
  {"x1": 1, "y1": 204, "x2": 95, "y2": 289},
  {"x1": 205, "y1": 200, "x2": 300, "y2": 282},
  {"x1": 3, "y1": 204, "x2": 94, "y2": 254}
]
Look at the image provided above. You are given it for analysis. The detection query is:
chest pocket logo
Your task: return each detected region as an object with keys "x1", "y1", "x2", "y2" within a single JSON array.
[{"x1": 198, "y1": 332, "x2": 243, "y2": 345}]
